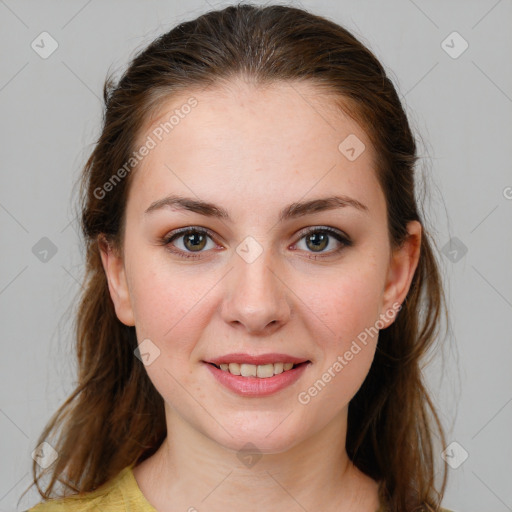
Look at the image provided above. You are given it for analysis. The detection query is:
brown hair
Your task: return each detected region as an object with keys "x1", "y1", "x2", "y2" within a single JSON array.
[{"x1": 21, "y1": 3, "x2": 450, "y2": 511}]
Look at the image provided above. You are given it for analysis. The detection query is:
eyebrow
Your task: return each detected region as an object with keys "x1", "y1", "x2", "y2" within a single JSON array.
[{"x1": 144, "y1": 194, "x2": 369, "y2": 222}]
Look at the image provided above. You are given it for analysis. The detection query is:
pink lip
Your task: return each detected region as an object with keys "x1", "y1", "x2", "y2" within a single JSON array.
[
  {"x1": 204, "y1": 360, "x2": 311, "y2": 397},
  {"x1": 205, "y1": 353, "x2": 309, "y2": 366}
]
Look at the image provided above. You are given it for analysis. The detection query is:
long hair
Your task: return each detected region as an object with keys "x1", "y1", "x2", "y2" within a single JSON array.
[{"x1": 21, "y1": 3, "x2": 450, "y2": 510}]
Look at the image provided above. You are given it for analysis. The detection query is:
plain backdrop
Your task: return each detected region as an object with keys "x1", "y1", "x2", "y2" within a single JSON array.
[{"x1": 1, "y1": 1, "x2": 511, "y2": 511}]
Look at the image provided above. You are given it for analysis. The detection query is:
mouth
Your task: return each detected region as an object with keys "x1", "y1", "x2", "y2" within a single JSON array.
[
  {"x1": 206, "y1": 361, "x2": 310, "y2": 378},
  {"x1": 203, "y1": 358, "x2": 312, "y2": 397}
]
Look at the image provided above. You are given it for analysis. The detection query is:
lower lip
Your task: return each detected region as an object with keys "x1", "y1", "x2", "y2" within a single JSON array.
[{"x1": 204, "y1": 362, "x2": 310, "y2": 397}]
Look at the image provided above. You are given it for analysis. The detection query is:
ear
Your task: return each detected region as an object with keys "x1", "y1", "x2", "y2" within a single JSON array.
[
  {"x1": 98, "y1": 235, "x2": 135, "y2": 327},
  {"x1": 379, "y1": 220, "x2": 422, "y2": 328}
]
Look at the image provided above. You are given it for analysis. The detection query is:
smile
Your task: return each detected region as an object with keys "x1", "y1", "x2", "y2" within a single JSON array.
[
  {"x1": 204, "y1": 361, "x2": 311, "y2": 396},
  {"x1": 212, "y1": 362, "x2": 296, "y2": 378}
]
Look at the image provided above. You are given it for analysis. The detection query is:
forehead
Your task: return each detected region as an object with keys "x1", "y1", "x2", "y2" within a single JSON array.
[
  {"x1": 128, "y1": 79, "x2": 384, "y2": 219},
  {"x1": 140, "y1": 79, "x2": 369, "y2": 153}
]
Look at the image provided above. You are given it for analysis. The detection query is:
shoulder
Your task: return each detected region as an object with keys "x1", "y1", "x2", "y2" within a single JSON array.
[
  {"x1": 26, "y1": 489, "x2": 120, "y2": 512},
  {"x1": 26, "y1": 466, "x2": 139, "y2": 512},
  {"x1": 26, "y1": 493, "x2": 114, "y2": 512},
  {"x1": 376, "y1": 507, "x2": 456, "y2": 512}
]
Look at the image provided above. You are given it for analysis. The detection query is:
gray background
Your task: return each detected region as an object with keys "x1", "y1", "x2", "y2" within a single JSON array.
[{"x1": 1, "y1": 1, "x2": 511, "y2": 511}]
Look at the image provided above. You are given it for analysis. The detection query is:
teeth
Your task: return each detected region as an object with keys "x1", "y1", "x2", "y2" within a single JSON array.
[
  {"x1": 240, "y1": 363, "x2": 257, "y2": 377},
  {"x1": 256, "y1": 364, "x2": 274, "y2": 378},
  {"x1": 216, "y1": 362, "x2": 300, "y2": 378},
  {"x1": 228, "y1": 363, "x2": 240, "y2": 375}
]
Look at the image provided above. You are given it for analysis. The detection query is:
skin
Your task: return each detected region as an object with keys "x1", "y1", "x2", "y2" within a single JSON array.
[{"x1": 100, "y1": 78, "x2": 421, "y2": 512}]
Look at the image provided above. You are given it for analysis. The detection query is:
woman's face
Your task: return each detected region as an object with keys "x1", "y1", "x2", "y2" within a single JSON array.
[{"x1": 101, "y1": 79, "x2": 420, "y2": 454}]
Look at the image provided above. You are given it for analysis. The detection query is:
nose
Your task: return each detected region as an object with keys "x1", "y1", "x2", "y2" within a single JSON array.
[{"x1": 220, "y1": 243, "x2": 292, "y2": 335}]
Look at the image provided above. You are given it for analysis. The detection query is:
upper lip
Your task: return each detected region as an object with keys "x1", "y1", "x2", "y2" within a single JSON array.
[{"x1": 205, "y1": 353, "x2": 310, "y2": 366}]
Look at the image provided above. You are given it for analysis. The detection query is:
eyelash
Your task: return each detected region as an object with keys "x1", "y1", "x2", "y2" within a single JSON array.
[{"x1": 161, "y1": 226, "x2": 353, "y2": 260}]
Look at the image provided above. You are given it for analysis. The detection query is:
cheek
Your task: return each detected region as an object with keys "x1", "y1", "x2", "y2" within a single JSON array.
[
  {"x1": 295, "y1": 272, "x2": 382, "y2": 414},
  {"x1": 305, "y1": 263, "x2": 384, "y2": 346},
  {"x1": 129, "y1": 266, "x2": 178, "y2": 337},
  {"x1": 127, "y1": 259, "x2": 209, "y2": 399},
  {"x1": 127, "y1": 253, "x2": 215, "y2": 357},
  {"x1": 293, "y1": 259, "x2": 385, "y2": 399}
]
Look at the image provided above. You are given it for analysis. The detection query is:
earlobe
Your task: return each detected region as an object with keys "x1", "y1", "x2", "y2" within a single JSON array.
[
  {"x1": 380, "y1": 221, "x2": 422, "y2": 328},
  {"x1": 98, "y1": 235, "x2": 135, "y2": 327}
]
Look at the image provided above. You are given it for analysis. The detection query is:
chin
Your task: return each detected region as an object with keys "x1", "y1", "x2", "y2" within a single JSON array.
[{"x1": 207, "y1": 425, "x2": 304, "y2": 456}]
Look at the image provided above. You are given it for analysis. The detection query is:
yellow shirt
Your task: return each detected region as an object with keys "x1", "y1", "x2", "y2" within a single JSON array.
[
  {"x1": 26, "y1": 464, "x2": 455, "y2": 512},
  {"x1": 27, "y1": 464, "x2": 157, "y2": 512}
]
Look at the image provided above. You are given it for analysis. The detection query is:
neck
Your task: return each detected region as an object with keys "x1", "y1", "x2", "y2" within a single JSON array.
[{"x1": 133, "y1": 406, "x2": 380, "y2": 512}]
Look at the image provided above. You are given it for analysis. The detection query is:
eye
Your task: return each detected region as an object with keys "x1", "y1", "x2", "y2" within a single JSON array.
[
  {"x1": 293, "y1": 226, "x2": 352, "y2": 259},
  {"x1": 162, "y1": 227, "x2": 218, "y2": 259},
  {"x1": 161, "y1": 226, "x2": 352, "y2": 260}
]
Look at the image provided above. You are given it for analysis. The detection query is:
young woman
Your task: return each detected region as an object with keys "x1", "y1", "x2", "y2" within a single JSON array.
[{"x1": 22, "y1": 3, "x2": 454, "y2": 511}]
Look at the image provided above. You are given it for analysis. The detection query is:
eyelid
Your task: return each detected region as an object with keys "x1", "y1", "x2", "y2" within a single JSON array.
[
  {"x1": 164, "y1": 225, "x2": 350, "y2": 242},
  {"x1": 163, "y1": 226, "x2": 220, "y2": 248},
  {"x1": 293, "y1": 225, "x2": 351, "y2": 243},
  {"x1": 162, "y1": 225, "x2": 352, "y2": 258}
]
